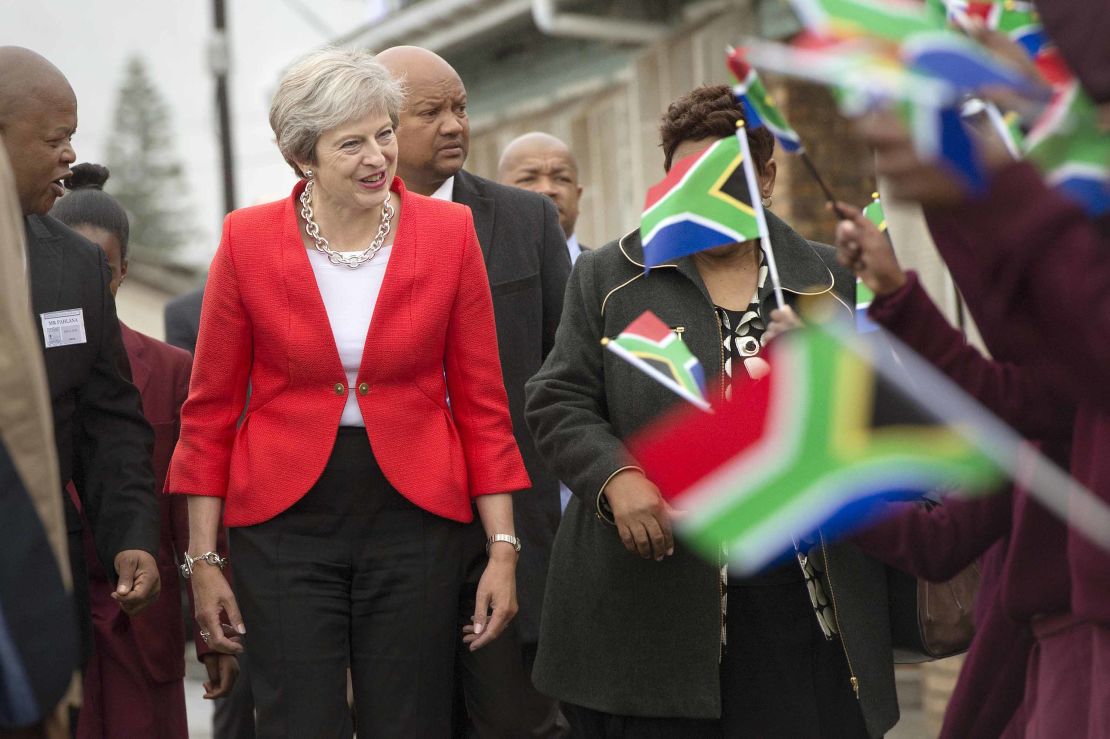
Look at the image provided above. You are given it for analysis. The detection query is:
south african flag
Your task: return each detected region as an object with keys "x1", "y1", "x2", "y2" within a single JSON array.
[
  {"x1": 856, "y1": 193, "x2": 886, "y2": 333},
  {"x1": 630, "y1": 324, "x2": 1006, "y2": 573},
  {"x1": 640, "y1": 135, "x2": 764, "y2": 269},
  {"x1": 1025, "y1": 81, "x2": 1110, "y2": 217},
  {"x1": 603, "y1": 311, "x2": 710, "y2": 410},
  {"x1": 727, "y1": 48, "x2": 804, "y2": 154}
]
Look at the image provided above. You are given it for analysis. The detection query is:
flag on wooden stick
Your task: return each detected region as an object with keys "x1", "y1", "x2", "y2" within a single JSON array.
[{"x1": 629, "y1": 322, "x2": 1110, "y2": 573}]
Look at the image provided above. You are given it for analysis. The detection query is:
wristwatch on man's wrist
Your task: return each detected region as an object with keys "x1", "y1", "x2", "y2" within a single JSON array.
[
  {"x1": 486, "y1": 534, "x2": 522, "y2": 555},
  {"x1": 180, "y1": 551, "x2": 229, "y2": 579}
]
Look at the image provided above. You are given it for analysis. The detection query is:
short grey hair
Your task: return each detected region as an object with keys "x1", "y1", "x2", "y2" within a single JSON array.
[{"x1": 270, "y1": 47, "x2": 405, "y2": 178}]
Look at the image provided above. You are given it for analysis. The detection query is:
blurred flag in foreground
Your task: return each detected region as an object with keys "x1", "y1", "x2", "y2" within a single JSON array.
[
  {"x1": 1024, "y1": 81, "x2": 1110, "y2": 217},
  {"x1": 602, "y1": 311, "x2": 710, "y2": 411},
  {"x1": 640, "y1": 135, "x2": 764, "y2": 268},
  {"x1": 790, "y1": 0, "x2": 939, "y2": 44},
  {"x1": 629, "y1": 321, "x2": 1108, "y2": 574},
  {"x1": 727, "y1": 48, "x2": 804, "y2": 153},
  {"x1": 854, "y1": 193, "x2": 887, "y2": 333}
]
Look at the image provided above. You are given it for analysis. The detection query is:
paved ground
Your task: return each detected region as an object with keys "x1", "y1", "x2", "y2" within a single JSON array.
[
  {"x1": 184, "y1": 662, "x2": 215, "y2": 739},
  {"x1": 182, "y1": 668, "x2": 930, "y2": 738}
]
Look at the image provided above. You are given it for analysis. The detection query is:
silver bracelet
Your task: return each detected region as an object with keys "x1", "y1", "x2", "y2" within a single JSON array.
[
  {"x1": 180, "y1": 551, "x2": 228, "y2": 579},
  {"x1": 486, "y1": 534, "x2": 522, "y2": 555}
]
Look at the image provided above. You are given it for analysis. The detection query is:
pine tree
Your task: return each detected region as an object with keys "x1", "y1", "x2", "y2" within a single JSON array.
[{"x1": 105, "y1": 56, "x2": 192, "y2": 257}]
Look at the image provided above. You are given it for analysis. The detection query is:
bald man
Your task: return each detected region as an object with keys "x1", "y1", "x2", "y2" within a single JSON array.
[
  {"x1": 498, "y1": 132, "x2": 587, "y2": 515},
  {"x1": 0, "y1": 47, "x2": 161, "y2": 687},
  {"x1": 497, "y1": 132, "x2": 584, "y2": 243},
  {"x1": 378, "y1": 47, "x2": 570, "y2": 738}
]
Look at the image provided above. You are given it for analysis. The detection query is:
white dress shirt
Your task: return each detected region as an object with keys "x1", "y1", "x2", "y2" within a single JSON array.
[
  {"x1": 430, "y1": 176, "x2": 455, "y2": 202},
  {"x1": 306, "y1": 246, "x2": 393, "y2": 426}
]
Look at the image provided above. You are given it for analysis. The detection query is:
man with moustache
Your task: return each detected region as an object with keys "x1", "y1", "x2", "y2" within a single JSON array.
[
  {"x1": 377, "y1": 46, "x2": 570, "y2": 739},
  {"x1": 0, "y1": 46, "x2": 161, "y2": 683}
]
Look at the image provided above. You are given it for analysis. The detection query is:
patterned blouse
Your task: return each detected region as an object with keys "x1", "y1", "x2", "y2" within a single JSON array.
[{"x1": 712, "y1": 250, "x2": 839, "y2": 643}]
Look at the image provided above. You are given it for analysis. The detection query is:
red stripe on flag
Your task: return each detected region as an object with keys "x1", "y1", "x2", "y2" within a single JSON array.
[
  {"x1": 726, "y1": 48, "x2": 752, "y2": 81},
  {"x1": 643, "y1": 149, "x2": 703, "y2": 210},
  {"x1": 623, "y1": 311, "x2": 675, "y2": 344},
  {"x1": 629, "y1": 366, "x2": 775, "y2": 503}
]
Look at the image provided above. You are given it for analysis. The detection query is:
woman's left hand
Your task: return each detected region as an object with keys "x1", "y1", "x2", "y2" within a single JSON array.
[{"x1": 462, "y1": 548, "x2": 518, "y2": 651}]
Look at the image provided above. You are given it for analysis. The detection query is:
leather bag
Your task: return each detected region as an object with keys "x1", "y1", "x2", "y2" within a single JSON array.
[{"x1": 889, "y1": 561, "x2": 980, "y2": 663}]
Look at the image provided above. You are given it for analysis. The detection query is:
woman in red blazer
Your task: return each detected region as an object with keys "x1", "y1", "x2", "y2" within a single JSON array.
[
  {"x1": 165, "y1": 49, "x2": 529, "y2": 738},
  {"x1": 51, "y1": 164, "x2": 239, "y2": 737}
]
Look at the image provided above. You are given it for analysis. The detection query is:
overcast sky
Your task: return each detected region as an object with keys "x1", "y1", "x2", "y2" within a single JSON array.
[{"x1": 3, "y1": 0, "x2": 382, "y2": 266}]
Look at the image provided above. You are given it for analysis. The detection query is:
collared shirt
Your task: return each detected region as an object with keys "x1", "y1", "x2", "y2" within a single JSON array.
[
  {"x1": 430, "y1": 176, "x2": 455, "y2": 202},
  {"x1": 566, "y1": 233, "x2": 582, "y2": 265}
]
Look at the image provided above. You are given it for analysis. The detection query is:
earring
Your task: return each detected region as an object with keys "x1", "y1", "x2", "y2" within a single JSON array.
[
  {"x1": 761, "y1": 196, "x2": 772, "y2": 207},
  {"x1": 304, "y1": 169, "x2": 314, "y2": 180}
]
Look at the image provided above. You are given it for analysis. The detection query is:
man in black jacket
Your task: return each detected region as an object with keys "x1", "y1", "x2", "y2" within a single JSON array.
[
  {"x1": 379, "y1": 45, "x2": 571, "y2": 738},
  {"x1": 0, "y1": 46, "x2": 161, "y2": 664}
]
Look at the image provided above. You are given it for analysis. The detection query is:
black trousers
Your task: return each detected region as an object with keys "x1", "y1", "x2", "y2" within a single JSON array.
[
  {"x1": 230, "y1": 429, "x2": 465, "y2": 738},
  {"x1": 454, "y1": 522, "x2": 567, "y2": 739}
]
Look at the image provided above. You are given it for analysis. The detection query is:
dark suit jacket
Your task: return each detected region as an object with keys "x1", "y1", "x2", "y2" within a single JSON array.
[
  {"x1": 0, "y1": 438, "x2": 77, "y2": 728},
  {"x1": 25, "y1": 214, "x2": 159, "y2": 645},
  {"x1": 453, "y1": 169, "x2": 571, "y2": 644},
  {"x1": 163, "y1": 284, "x2": 204, "y2": 355}
]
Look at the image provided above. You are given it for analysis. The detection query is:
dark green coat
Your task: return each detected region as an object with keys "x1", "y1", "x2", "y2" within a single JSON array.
[{"x1": 524, "y1": 213, "x2": 899, "y2": 737}]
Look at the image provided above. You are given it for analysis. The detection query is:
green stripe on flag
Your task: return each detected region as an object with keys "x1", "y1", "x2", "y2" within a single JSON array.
[
  {"x1": 680, "y1": 328, "x2": 1000, "y2": 562},
  {"x1": 641, "y1": 137, "x2": 760, "y2": 244}
]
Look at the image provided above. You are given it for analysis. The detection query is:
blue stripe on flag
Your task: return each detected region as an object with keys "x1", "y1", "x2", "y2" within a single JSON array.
[
  {"x1": 856, "y1": 304, "x2": 879, "y2": 333},
  {"x1": 1056, "y1": 175, "x2": 1110, "y2": 217},
  {"x1": 740, "y1": 97, "x2": 804, "y2": 153},
  {"x1": 643, "y1": 221, "x2": 740, "y2": 268},
  {"x1": 939, "y1": 106, "x2": 986, "y2": 193}
]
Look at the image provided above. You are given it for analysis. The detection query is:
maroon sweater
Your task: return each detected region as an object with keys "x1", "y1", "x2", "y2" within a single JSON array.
[
  {"x1": 851, "y1": 272, "x2": 1073, "y2": 737},
  {"x1": 926, "y1": 162, "x2": 1110, "y2": 623},
  {"x1": 860, "y1": 272, "x2": 1074, "y2": 617}
]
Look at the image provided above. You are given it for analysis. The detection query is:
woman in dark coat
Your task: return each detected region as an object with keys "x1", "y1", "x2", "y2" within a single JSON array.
[{"x1": 524, "y1": 86, "x2": 898, "y2": 738}]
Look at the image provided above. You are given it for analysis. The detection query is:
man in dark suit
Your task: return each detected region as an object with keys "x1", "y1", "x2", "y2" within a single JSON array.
[
  {"x1": 0, "y1": 47, "x2": 161, "y2": 669},
  {"x1": 0, "y1": 132, "x2": 76, "y2": 737},
  {"x1": 163, "y1": 284, "x2": 204, "y2": 354},
  {"x1": 498, "y1": 131, "x2": 589, "y2": 512},
  {"x1": 378, "y1": 46, "x2": 571, "y2": 738}
]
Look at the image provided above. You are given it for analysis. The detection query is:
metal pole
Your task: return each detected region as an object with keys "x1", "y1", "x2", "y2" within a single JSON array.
[{"x1": 211, "y1": 0, "x2": 237, "y2": 214}]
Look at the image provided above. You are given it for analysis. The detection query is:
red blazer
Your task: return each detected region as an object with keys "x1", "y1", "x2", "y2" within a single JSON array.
[{"x1": 166, "y1": 177, "x2": 529, "y2": 526}]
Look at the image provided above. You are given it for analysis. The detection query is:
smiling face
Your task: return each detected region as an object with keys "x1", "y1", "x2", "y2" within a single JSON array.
[
  {"x1": 301, "y1": 110, "x2": 398, "y2": 215},
  {"x1": 1, "y1": 85, "x2": 77, "y2": 216},
  {"x1": 498, "y1": 134, "x2": 582, "y2": 238}
]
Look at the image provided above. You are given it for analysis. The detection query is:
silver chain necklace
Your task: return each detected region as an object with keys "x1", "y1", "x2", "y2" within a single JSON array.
[{"x1": 299, "y1": 179, "x2": 394, "y2": 269}]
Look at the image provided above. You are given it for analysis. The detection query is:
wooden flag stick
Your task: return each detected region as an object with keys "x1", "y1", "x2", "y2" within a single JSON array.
[
  {"x1": 799, "y1": 151, "x2": 848, "y2": 220},
  {"x1": 737, "y1": 121, "x2": 787, "y2": 310}
]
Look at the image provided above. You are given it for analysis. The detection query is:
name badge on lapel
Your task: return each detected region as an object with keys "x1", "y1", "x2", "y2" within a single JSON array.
[{"x1": 40, "y1": 308, "x2": 87, "y2": 348}]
